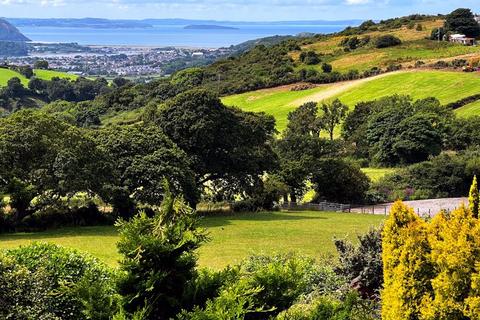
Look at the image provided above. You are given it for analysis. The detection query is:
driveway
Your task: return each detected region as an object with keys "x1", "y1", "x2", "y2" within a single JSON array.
[{"x1": 351, "y1": 198, "x2": 468, "y2": 216}]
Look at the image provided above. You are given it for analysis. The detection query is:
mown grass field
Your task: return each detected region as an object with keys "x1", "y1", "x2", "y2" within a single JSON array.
[
  {"x1": 222, "y1": 85, "x2": 329, "y2": 131},
  {"x1": 0, "y1": 211, "x2": 384, "y2": 269},
  {"x1": 334, "y1": 70, "x2": 480, "y2": 107},
  {"x1": 456, "y1": 100, "x2": 480, "y2": 118},
  {"x1": 223, "y1": 70, "x2": 480, "y2": 131},
  {"x1": 362, "y1": 167, "x2": 398, "y2": 182},
  {"x1": 0, "y1": 68, "x2": 77, "y2": 86},
  {"x1": 34, "y1": 69, "x2": 78, "y2": 81}
]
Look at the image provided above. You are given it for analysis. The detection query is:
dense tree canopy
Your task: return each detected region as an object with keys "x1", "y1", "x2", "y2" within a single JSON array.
[
  {"x1": 0, "y1": 110, "x2": 110, "y2": 219},
  {"x1": 157, "y1": 89, "x2": 278, "y2": 192},
  {"x1": 94, "y1": 125, "x2": 197, "y2": 217},
  {"x1": 445, "y1": 8, "x2": 480, "y2": 38}
]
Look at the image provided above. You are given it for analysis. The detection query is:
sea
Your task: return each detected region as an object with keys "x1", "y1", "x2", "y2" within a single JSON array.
[{"x1": 18, "y1": 24, "x2": 350, "y2": 48}]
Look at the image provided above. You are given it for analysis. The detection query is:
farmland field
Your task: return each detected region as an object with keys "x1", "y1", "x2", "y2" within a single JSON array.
[
  {"x1": 456, "y1": 100, "x2": 480, "y2": 118},
  {"x1": 0, "y1": 211, "x2": 384, "y2": 269},
  {"x1": 293, "y1": 19, "x2": 480, "y2": 73},
  {"x1": 362, "y1": 167, "x2": 398, "y2": 182},
  {"x1": 223, "y1": 70, "x2": 480, "y2": 131},
  {"x1": 0, "y1": 68, "x2": 77, "y2": 86},
  {"x1": 33, "y1": 69, "x2": 78, "y2": 81},
  {"x1": 222, "y1": 85, "x2": 329, "y2": 131}
]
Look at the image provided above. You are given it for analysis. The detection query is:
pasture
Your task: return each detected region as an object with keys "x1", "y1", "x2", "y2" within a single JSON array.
[
  {"x1": 0, "y1": 68, "x2": 77, "y2": 86},
  {"x1": 222, "y1": 85, "x2": 328, "y2": 131},
  {"x1": 0, "y1": 211, "x2": 385, "y2": 269},
  {"x1": 456, "y1": 100, "x2": 480, "y2": 118},
  {"x1": 223, "y1": 70, "x2": 480, "y2": 131},
  {"x1": 362, "y1": 167, "x2": 398, "y2": 182},
  {"x1": 294, "y1": 19, "x2": 480, "y2": 73}
]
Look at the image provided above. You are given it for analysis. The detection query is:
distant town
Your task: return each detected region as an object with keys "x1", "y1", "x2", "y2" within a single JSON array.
[{"x1": 3, "y1": 42, "x2": 234, "y2": 80}]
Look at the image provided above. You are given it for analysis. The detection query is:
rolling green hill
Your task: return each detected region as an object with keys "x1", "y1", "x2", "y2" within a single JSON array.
[
  {"x1": 0, "y1": 68, "x2": 77, "y2": 86},
  {"x1": 223, "y1": 70, "x2": 480, "y2": 131},
  {"x1": 293, "y1": 19, "x2": 479, "y2": 73}
]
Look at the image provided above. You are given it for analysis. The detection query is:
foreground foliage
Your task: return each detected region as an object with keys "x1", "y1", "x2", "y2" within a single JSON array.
[
  {"x1": 0, "y1": 242, "x2": 119, "y2": 319},
  {"x1": 382, "y1": 195, "x2": 480, "y2": 320}
]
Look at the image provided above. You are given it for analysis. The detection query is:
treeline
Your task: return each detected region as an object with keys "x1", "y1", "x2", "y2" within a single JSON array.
[
  {"x1": 0, "y1": 89, "x2": 279, "y2": 231},
  {"x1": 0, "y1": 75, "x2": 112, "y2": 115},
  {"x1": 3, "y1": 90, "x2": 480, "y2": 233}
]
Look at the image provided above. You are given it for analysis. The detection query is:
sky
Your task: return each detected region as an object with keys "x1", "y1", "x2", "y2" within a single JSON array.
[{"x1": 1, "y1": 0, "x2": 479, "y2": 21}]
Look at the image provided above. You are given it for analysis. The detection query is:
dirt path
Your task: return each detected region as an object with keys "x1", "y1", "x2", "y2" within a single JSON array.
[{"x1": 290, "y1": 70, "x2": 415, "y2": 106}]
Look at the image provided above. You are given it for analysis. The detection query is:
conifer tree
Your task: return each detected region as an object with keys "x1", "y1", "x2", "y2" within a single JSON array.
[
  {"x1": 382, "y1": 201, "x2": 432, "y2": 320},
  {"x1": 469, "y1": 175, "x2": 479, "y2": 218},
  {"x1": 422, "y1": 206, "x2": 479, "y2": 319}
]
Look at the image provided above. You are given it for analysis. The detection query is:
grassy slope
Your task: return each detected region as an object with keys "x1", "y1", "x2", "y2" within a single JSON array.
[
  {"x1": 223, "y1": 70, "x2": 480, "y2": 131},
  {"x1": 0, "y1": 68, "x2": 29, "y2": 86},
  {"x1": 222, "y1": 85, "x2": 328, "y2": 131},
  {"x1": 34, "y1": 69, "x2": 78, "y2": 81},
  {"x1": 456, "y1": 100, "x2": 480, "y2": 118},
  {"x1": 0, "y1": 68, "x2": 77, "y2": 86},
  {"x1": 0, "y1": 211, "x2": 384, "y2": 269},
  {"x1": 362, "y1": 168, "x2": 398, "y2": 182},
  {"x1": 334, "y1": 70, "x2": 480, "y2": 107},
  {"x1": 294, "y1": 20, "x2": 479, "y2": 73}
]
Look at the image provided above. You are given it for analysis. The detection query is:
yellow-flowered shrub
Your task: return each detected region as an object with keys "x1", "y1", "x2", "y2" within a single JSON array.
[{"x1": 382, "y1": 179, "x2": 480, "y2": 320}]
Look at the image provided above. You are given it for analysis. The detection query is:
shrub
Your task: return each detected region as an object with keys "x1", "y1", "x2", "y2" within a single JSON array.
[
  {"x1": 180, "y1": 254, "x2": 346, "y2": 319},
  {"x1": 277, "y1": 291, "x2": 379, "y2": 320},
  {"x1": 334, "y1": 228, "x2": 383, "y2": 298},
  {"x1": 0, "y1": 243, "x2": 119, "y2": 319},
  {"x1": 375, "y1": 35, "x2": 402, "y2": 48},
  {"x1": 322, "y1": 63, "x2": 333, "y2": 73},
  {"x1": 382, "y1": 202, "x2": 432, "y2": 320},
  {"x1": 116, "y1": 185, "x2": 207, "y2": 319},
  {"x1": 299, "y1": 51, "x2": 321, "y2": 65},
  {"x1": 382, "y1": 197, "x2": 480, "y2": 319},
  {"x1": 16, "y1": 202, "x2": 113, "y2": 232}
]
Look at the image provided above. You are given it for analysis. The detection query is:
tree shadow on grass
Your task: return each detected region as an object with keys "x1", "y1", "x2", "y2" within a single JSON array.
[{"x1": 200, "y1": 211, "x2": 329, "y2": 228}]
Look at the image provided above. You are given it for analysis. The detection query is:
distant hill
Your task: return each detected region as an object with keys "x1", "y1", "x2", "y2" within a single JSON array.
[
  {"x1": 184, "y1": 25, "x2": 239, "y2": 30},
  {"x1": 6, "y1": 17, "x2": 361, "y2": 29},
  {"x1": 0, "y1": 19, "x2": 29, "y2": 41},
  {"x1": 7, "y1": 18, "x2": 152, "y2": 29}
]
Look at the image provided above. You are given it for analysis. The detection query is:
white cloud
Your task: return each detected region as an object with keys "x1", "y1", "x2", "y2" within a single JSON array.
[{"x1": 345, "y1": 0, "x2": 371, "y2": 5}]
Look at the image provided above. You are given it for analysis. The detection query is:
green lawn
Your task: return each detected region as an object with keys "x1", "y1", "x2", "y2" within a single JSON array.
[
  {"x1": 362, "y1": 167, "x2": 398, "y2": 182},
  {"x1": 0, "y1": 211, "x2": 384, "y2": 269},
  {"x1": 0, "y1": 68, "x2": 77, "y2": 86}
]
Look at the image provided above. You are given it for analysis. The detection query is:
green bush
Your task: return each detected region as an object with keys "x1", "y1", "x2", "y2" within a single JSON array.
[
  {"x1": 180, "y1": 254, "x2": 346, "y2": 319},
  {"x1": 0, "y1": 243, "x2": 119, "y2": 319},
  {"x1": 299, "y1": 51, "x2": 321, "y2": 65},
  {"x1": 116, "y1": 185, "x2": 207, "y2": 319},
  {"x1": 277, "y1": 292, "x2": 379, "y2": 320},
  {"x1": 375, "y1": 35, "x2": 402, "y2": 48},
  {"x1": 334, "y1": 228, "x2": 383, "y2": 298}
]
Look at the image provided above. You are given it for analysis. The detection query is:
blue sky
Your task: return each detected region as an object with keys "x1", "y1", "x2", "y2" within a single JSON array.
[{"x1": 1, "y1": 0, "x2": 479, "y2": 21}]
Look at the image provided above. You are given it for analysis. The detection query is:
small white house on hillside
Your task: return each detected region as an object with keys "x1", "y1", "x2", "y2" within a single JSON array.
[{"x1": 450, "y1": 34, "x2": 476, "y2": 46}]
